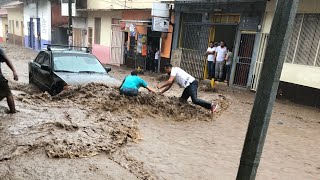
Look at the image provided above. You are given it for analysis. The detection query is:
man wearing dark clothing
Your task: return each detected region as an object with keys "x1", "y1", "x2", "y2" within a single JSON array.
[{"x1": 0, "y1": 48, "x2": 19, "y2": 113}]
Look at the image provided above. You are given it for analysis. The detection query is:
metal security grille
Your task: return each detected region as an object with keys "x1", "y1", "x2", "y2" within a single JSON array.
[
  {"x1": 179, "y1": 13, "x2": 208, "y2": 79},
  {"x1": 180, "y1": 23, "x2": 209, "y2": 79},
  {"x1": 233, "y1": 33, "x2": 256, "y2": 87},
  {"x1": 285, "y1": 14, "x2": 320, "y2": 67}
]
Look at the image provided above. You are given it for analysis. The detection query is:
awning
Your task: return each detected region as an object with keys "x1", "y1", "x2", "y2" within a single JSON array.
[{"x1": 2, "y1": 1, "x2": 23, "y2": 9}]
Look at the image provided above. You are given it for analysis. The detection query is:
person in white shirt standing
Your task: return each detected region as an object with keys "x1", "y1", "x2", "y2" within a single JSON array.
[
  {"x1": 206, "y1": 41, "x2": 216, "y2": 79},
  {"x1": 215, "y1": 41, "x2": 228, "y2": 81},
  {"x1": 157, "y1": 64, "x2": 218, "y2": 113},
  {"x1": 154, "y1": 48, "x2": 160, "y2": 73},
  {"x1": 225, "y1": 47, "x2": 233, "y2": 83}
]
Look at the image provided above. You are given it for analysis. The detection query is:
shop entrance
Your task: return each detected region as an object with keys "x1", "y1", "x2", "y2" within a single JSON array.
[{"x1": 146, "y1": 28, "x2": 161, "y2": 72}]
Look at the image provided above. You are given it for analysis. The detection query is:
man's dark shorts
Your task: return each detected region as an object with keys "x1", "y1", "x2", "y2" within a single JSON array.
[
  {"x1": 120, "y1": 88, "x2": 138, "y2": 97},
  {"x1": 0, "y1": 75, "x2": 11, "y2": 100}
]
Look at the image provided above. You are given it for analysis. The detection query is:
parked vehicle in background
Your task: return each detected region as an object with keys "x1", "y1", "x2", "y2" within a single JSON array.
[{"x1": 28, "y1": 44, "x2": 120, "y2": 95}]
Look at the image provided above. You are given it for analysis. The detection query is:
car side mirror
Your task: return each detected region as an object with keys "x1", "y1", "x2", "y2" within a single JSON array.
[
  {"x1": 105, "y1": 67, "x2": 111, "y2": 73},
  {"x1": 41, "y1": 64, "x2": 50, "y2": 71}
]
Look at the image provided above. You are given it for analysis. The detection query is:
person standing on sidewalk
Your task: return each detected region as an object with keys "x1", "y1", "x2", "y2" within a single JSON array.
[
  {"x1": 157, "y1": 64, "x2": 218, "y2": 113},
  {"x1": 215, "y1": 41, "x2": 228, "y2": 81},
  {"x1": 154, "y1": 48, "x2": 160, "y2": 73},
  {"x1": 0, "y1": 48, "x2": 19, "y2": 114},
  {"x1": 205, "y1": 41, "x2": 216, "y2": 79},
  {"x1": 225, "y1": 47, "x2": 233, "y2": 84}
]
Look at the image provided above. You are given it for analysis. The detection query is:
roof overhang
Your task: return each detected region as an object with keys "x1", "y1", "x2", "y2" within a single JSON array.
[{"x1": 2, "y1": 1, "x2": 23, "y2": 9}]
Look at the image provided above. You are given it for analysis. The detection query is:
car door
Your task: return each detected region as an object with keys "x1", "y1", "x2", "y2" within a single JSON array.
[
  {"x1": 32, "y1": 51, "x2": 45, "y2": 86},
  {"x1": 38, "y1": 52, "x2": 53, "y2": 90}
]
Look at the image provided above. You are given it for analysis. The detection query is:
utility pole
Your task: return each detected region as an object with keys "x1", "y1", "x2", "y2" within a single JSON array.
[
  {"x1": 236, "y1": 0, "x2": 299, "y2": 179},
  {"x1": 68, "y1": 0, "x2": 73, "y2": 46}
]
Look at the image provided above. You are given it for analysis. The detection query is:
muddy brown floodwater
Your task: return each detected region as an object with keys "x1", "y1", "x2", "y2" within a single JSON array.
[{"x1": 0, "y1": 44, "x2": 320, "y2": 180}]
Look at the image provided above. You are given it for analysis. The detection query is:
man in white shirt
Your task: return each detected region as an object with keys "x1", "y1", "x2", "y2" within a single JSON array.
[
  {"x1": 154, "y1": 48, "x2": 160, "y2": 73},
  {"x1": 206, "y1": 41, "x2": 216, "y2": 79},
  {"x1": 157, "y1": 64, "x2": 218, "y2": 113},
  {"x1": 215, "y1": 41, "x2": 228, "y2": 81}
]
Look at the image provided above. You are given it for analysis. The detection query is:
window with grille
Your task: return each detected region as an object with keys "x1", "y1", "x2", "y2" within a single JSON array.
[{"x1": 285, "y1": 14, "x2": 320, "y2": 67}]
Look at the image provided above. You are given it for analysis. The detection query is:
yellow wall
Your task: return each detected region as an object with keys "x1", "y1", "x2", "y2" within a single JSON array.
[
  {"x1": 87, "y1": 11, "x2": 122, "y2": 47},
  {"x1": 7, "y1": 7, "x2": 23, "y2": 36},
  {"x1": 88, "y1": 0, "x2": 154, "y2": 10}
]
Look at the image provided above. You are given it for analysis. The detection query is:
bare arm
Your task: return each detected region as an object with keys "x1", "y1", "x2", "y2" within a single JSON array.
[
  {"x1": 206, "y1": 51, "x2": 214, "y2": 55},
  {"x1": 146, "y1": 86, "x2": 156, "y2": 93},
  {"x1": 3, "y1": 57, "x2": 18, "y2": 81},
  {"x1": 159, "y1": 83, "x2": 173, "y2": 94},
  {"x1": 157, "y1": 76, "x2": 175, "y2": 94},
  {"x1": 157, "y1": 76, "x2": 175, "y2": 89}
]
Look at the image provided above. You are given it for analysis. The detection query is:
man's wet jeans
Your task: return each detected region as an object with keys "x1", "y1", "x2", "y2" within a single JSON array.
[
  {"x1": 120, "y1": 88, "x2": 138, "y2": 96},
  {"x1": 180, "y1": 80, "x2": 211, "y2": 109}
]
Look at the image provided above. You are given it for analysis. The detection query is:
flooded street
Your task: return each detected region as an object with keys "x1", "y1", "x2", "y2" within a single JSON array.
[{"x1": 0, "y1": 45, "x2": 319, "y2": 179}]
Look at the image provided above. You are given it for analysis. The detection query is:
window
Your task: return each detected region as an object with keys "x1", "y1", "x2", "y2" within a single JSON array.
[
  {"x1": 35, "y1": 52, "x2": 46, "y2": 64},
  {"x1": 42, "y1": 54, "x2": 50, "y2": 66},
  {"x1": 16, "y1": 21, "x2": 19, "y2": 28},
  {"x1": 88, "y1": 27, "x2": 93, "y2": 46},
  {"x1": 285, "y1": 14, "x2": 320, "y2": 67},
  {"x1": 53, "y1": 53, "x2": 105, "y2": 73},
  {"x1": 94, "y1": 18, "x2": 101, "y2": 44}
]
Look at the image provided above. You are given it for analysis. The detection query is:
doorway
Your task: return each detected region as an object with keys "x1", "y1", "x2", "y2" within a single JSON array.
[
  {"x1": 146, "y1": 28, "x2": 161, "y2": 71},
  {"x1": 233, "y1": 33, "x2": 256, "y2": 87},
  {"x1": 110, "y1": 25, "x2": 124, "y2": 66},
  {"x1": 124, "y1": 31, "x2": 128, "y2": 65}
]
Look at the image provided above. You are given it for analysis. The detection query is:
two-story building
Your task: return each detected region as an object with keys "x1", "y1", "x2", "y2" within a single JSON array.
[
  {"x1": 66, "y1": 0, "x2": 173, "y2": 70},
  {"x1": 23, "y1": 0, "x2": 68, "y2": 51}
]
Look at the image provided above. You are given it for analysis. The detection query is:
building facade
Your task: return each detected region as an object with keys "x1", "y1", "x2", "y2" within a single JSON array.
[
  {"x1": 3, "y1": 1, "x2": 24, "y2": 46},
  {"x1": 23, "y1": 0, "x2": 68, "y2": 51},
  {"x1": 171, "y1": 0, "x2": 266, "y2": 83},
  {"x1": 0, "y1": 8, "x2": 8, "y2": 43},
  {"x1": 251, "y1": 0, "x2": 320, "y2": 107},
  {"x1": 68, "y1": 0, "x2": 173, "y2": 68}
]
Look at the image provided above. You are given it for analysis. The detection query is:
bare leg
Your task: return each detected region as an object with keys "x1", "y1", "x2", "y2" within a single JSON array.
[{"x1": 6, "y1": 94, "x2": 16, "y2": 113}]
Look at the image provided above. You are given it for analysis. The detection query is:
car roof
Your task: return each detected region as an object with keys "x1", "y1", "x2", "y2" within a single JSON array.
[{"x1": 42, "y1": 50, "x2": 91, "y2": 55}]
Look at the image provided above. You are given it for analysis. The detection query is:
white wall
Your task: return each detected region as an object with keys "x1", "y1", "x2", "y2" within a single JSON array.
[
  {"x1": 73, "y1": 17, "x2": 86, "y2": 28},
  {"x1": 23, "y1": 2, "x2": 37, "y2": 36},
  {"x1": 259, "y1": 0, "x2": 320, "y2": 89},
  {"x1": 281, "y1": 64, "x2": 320, "y2": 89},
  {"x1": 87, "y1": 11, "x2": 121, "y2": 47},
  {"x1": 24, "y1": 1, "x2": 51, "y2": 42},
  {"x1": 39, "y1": 0, "x2": 51, "y2": 42},
  {"x1": 61, "y1": 1, "x2": 76, "y2": 16}
]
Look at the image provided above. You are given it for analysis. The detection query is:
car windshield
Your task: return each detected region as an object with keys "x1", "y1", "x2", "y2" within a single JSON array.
[{"x1": 53, "y1": 53, "x2": 106, "y2": 73}]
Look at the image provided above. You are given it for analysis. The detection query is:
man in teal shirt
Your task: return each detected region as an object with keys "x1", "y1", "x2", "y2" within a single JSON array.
[{"x1": 120, "y1": 70, "x2": 156, "y2": 96}]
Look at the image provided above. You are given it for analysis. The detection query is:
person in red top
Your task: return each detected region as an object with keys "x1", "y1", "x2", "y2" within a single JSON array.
[{"x1": 0, "y1": 48, "x2": 19, "y2": 113}]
